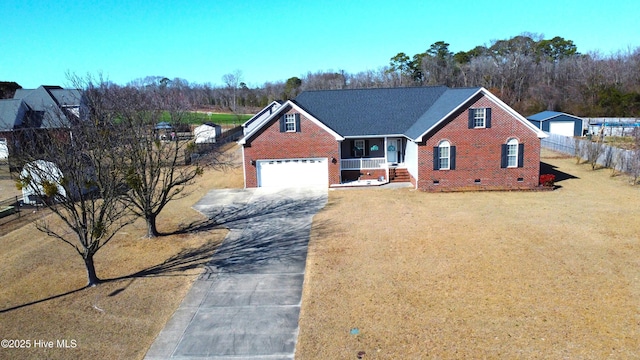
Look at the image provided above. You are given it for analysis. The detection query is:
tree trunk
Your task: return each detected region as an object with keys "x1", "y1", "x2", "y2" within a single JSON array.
[
  {"x1": 146, "y1": 213, "x2": 159, "y2": 238},
  {"x1": 84, "y1": 255, "x2": 101, "y2": 286}
]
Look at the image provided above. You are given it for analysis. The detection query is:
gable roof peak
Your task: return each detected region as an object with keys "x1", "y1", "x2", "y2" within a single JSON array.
[{"x1": 294, "y1": 86, "x2": 481, "y2": 138}]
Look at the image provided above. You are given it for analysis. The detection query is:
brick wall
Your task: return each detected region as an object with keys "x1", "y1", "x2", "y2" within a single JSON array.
[
  {"x1": 417, "y1": 95, "x2": 541, "y2": 191},
  {"x1": 243, "y1": 106, "x2": 340, "y2": 187}
]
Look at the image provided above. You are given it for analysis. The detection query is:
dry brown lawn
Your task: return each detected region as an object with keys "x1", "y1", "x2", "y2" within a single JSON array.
[
  {"x1": 0, "y1": 146, "x2": 244, "y2": 360},
  {"x1": 297, "y1": 149, "x2": 640, "y2": 359}
]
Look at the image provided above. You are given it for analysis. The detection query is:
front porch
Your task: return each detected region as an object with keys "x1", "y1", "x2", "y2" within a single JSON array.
[{"x1": 337, "y1": 137, "x2": 410, "y2": 185}]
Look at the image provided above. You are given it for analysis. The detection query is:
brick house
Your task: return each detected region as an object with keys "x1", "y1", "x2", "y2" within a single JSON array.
[{"x1": 239, "y1": 86, "x2": 547, "y2": 191}]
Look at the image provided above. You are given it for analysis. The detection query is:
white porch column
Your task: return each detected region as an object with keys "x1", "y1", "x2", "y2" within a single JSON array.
[{"x1": 384, "y1": 137, "x2": 389, "y2": 181}]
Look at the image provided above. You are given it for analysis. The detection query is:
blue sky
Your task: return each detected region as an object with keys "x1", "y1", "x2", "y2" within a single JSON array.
[{"x1": 2, "y1": 0, "x2": 638, "y2": 89}]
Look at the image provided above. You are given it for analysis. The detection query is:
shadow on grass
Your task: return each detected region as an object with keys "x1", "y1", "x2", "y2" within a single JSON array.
[
  {"x1": 110, "y1": 240, "x2": 221, "y2": 281},
  {"x1": 1, "y1": 191, "x2": 330, "y2": 312},
  {"x1": 0, "y1": 241, "x2": 220, "y2": 314},
  {"x1": 0, "y1": 286, "x2": 89, "y2": 314},
  {"x1": 540, "y1": 161, "x2": 579, "y2": 185}
]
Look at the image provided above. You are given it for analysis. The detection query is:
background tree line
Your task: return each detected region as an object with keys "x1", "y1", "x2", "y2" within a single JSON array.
[{"x1": 122, "y1": 34, "x2": 639, "y2": 118}]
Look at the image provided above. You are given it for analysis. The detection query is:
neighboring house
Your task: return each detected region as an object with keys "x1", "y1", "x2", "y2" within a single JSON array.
[
  {"x1": 0, "y1": 85, "x2": 82, "y2": 157},
  {"x1": 527, "y1": 111, "x2": 583, "y2": 137},
  {"x1": 242, "y1": 100, "x2": 282, "y2": 136},
  {"x1": 239, "y1": 86, "x2": 547, "y2": 191},
  {"x1": 194, "y1": 122, "x2": 222, "y2": 143}
]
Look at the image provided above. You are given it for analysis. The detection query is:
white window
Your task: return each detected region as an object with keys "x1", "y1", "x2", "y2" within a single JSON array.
[
  {"x1": 507, "y1": 138, "x2": 518, "y2": 168},
  {"x1": 473, "y1": 108, "x2": 486, "y2": 128},
  {"x1": 438, "y1": 140, "x2": 450, "y2": 170},
  {"x1": 284, "y1": 114, "x2": 296, "y2": 132}
]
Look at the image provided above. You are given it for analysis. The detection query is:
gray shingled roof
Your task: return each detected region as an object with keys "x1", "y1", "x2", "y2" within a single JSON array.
[
  {"x1": 0, "y1": 99, "x2": 28, "y2": 130},
  {"x1": 405, "y1": 87, "x2": 480, "y2": 139},
  {"x1": 293, "y1": 86, "x2": 481, "y2": 139},
  {"x1": 49, "y1": 88, "x2": 82, "y2": 106},
  {"x1": 0, "y1": 86, "x2": 80, "y2": 131}
]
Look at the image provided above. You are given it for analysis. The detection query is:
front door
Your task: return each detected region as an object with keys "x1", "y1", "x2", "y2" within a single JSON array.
[{"x1": 387, "y1": 138, "x2": 399, "y2": 163}]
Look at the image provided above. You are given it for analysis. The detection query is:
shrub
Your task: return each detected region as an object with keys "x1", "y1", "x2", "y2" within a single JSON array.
[{"x1": 540, "y1": 174, "x2": 555, "y2": 187}]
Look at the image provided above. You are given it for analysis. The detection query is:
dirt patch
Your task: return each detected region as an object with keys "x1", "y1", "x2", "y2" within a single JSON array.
[
  {"x1": 0, "y1": 149, "x2": 244, "y2": 359},
  {"x1": 297, "y1": 150, "x2": 640, "y2": 359}
]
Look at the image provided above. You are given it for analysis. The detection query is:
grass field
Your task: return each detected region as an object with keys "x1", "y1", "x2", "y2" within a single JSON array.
[
  {"x1": 296, "y1": 149, "x2": 640, "y2": 359},
  {"x1": 161, "y1": 111, "x2": 253, "y2": 125},
  {"x1": 0, "y1": 146, "x2": 244, "y2": 360},
  {"x1": 2, "y1": 147, "x2": 639, "y2": 359}
]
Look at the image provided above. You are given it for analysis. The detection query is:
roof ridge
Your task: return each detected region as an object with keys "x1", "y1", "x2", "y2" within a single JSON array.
[{"x1": 297, "y1": 85, "x2": 449, "y2": 94}]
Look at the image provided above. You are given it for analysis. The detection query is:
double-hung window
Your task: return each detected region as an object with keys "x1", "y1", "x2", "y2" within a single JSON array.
[
  {"x1": 501, "y1": 138, "x2": 524, "y2": 168},
  {"x1": 473, "y1": 108, "x2": 486, "y2": 128},
  {"x1": 468, "y1": 108, "x2": 492, "y2": 129},
  {"x1": 507, "y1": 138, "x2": 518, "y2": 167},
  {"x1": 439, "y1": 141, "x2": 450, "y2": 170},
  {"x1": 284, "y1": 114, "x2": 296, "y2": 132},
  {"x1": 433, "y1": 140, "x2": 455, "y2": 170}
]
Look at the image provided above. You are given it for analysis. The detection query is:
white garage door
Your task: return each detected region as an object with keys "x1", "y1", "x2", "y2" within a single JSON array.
[
  {"x1": 257, "y1": 158, "x2": 328, "y2": 187},
  {"x1": 549, "y1": 121, "x2": 575, "y2": 137}
]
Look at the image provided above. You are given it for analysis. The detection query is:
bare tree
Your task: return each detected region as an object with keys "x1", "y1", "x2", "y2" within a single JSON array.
[
  {"x1": 222, "y1": 70, "x2": 243, "y2": 112},
  {"x1": 586, "y1": 137, "x2": 605, "y2": 170},
  {"x1": 98, "y1": 84, "x2": 234, "y2": 238},
  {"x1": 104, "y1": 86, "x2": 197, "y2": 237},
  {"x1": 629, "y1": 149, "x2": 640, "y2": 184},
  {"x1": 14, "y1": 78, "x2": 134, "y2": 286}
]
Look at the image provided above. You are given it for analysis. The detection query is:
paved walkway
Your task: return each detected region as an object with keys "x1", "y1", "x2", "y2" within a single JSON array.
[{"x1": 145, "y1": 187, "x2": 327, "y2": 360}]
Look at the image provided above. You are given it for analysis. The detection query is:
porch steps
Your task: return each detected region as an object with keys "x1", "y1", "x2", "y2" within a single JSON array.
[{"x1": 389, "y1": 168, "x2": 410, "y2": 182}]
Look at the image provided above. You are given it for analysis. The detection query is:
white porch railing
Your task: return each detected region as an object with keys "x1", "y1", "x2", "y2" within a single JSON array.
[{"x1": 341, "y1": 157, "x2": 386, "y2": 170}]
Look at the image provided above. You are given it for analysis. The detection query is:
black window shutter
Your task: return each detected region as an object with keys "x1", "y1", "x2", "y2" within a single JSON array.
[
  {"x1": 500, "y1": 144, "x2": 508, "y2": 168},
  {"x1": 450, "y1": 146, "x2": 456, "y2": 170},
  {"x1": 279, "y1": 115, "x2": 285, "y2": 132},
  {"x1": 433, "y1": 146, "x2": 440, "y2": 170},
  {"x1": 468, "y1": 109, "x2": 474, "y2": 129},
  {"x1": 350, "y1": 140, "x2": 355, "y2": 157},
  {"x1": 295, "y1": 113, "x2": 301, "y2": 132},
  {"x1": 485, "y1": 108, "x2": 492, "y2": 128},
  {"x1": 517, "y1": 143, "x2": 524, "y2": 167},
  {"x1": 364, "y1": 140, "x2": 369, "y2": 156}
]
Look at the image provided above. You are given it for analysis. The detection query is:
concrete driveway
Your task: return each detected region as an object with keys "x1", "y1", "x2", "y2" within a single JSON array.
[{"x1": 144, "y1": 186, "x2": 327, "y2": 360}]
